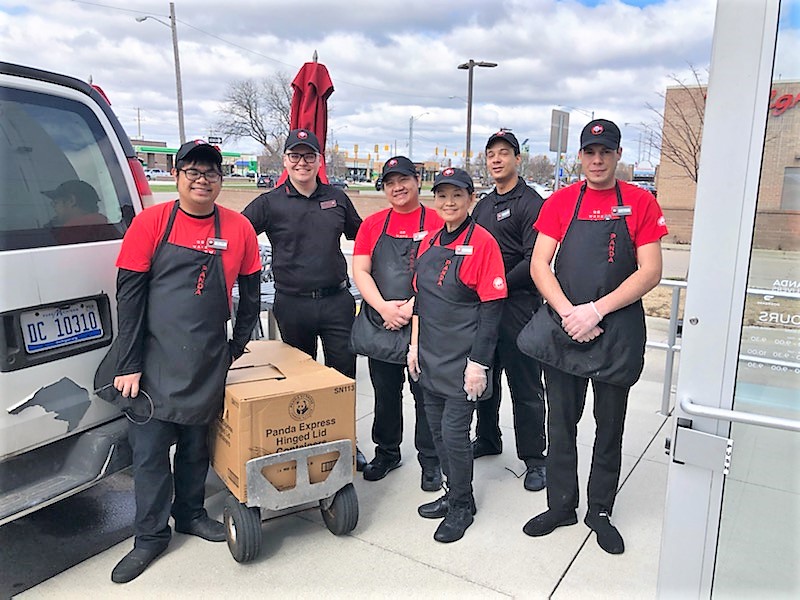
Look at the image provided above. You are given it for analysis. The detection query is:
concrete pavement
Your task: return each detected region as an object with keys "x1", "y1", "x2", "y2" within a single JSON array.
[{"x1": 19, "y1": 340, "x2": 673, "y2": 599}]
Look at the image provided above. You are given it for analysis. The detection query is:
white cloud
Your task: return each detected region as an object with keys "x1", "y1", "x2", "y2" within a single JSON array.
[{"x1": 1, "y1": 0, "x2": 719, "y2": 161}]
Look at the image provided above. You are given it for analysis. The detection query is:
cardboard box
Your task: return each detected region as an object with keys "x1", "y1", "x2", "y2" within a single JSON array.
[{"x1": 210, "y1": 340, "x2": 356, "y2": 502}]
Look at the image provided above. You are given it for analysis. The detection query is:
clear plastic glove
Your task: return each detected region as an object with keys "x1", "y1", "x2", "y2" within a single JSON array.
[
  {"x1": 463, "y1": 359, "x2": 488, "y2": 401},
  {"x1": 407, "y1": 344, "x2": 421, "y2": 382},
  {"x1": 561, "y1": 302, "x2": 603, "y2": 341}
]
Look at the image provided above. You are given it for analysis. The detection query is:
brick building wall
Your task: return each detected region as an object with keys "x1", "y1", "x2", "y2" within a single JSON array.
[{"x1": 655, "y1": 82, "x2": 800, "y2": 250}]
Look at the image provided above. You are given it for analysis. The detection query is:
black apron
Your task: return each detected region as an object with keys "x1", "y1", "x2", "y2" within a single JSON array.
[
  {"x1": 349, "y1": 207, "x2": 428, "y2": 364},
  {"x1": 517, "y1": 183, "x2": 646, "y2": 387},
  {"x1": 415, "y1": 222, "x2": 493, "y2": 400}
]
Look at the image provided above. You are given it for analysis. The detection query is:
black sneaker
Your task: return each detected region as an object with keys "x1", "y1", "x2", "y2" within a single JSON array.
[
  {"x1": 111, "y1": 546, "x2": 166, "y2": 584},
  {"x1": 421, "y1": 465, "x2": 443, "y2": 492},
  {"x1": 362, "y1": 456, "x2": 401, "y2": 481},
  {"x1": 356, "y1": 447, "x2": 367, "y2": 472},
  {"x1": 418, "y1": 493, "x2": 476, "y2": 519},
  {"x1": 584, "y1": 511, "x2": 625, "y2": 554},
  {"x1": 522, "y1": 509, "x2": 578, "y2": 537},
  {"x1": 174, "y1": 515, "x2": 226, "y2": 542},
  {"x1": 433, "y1": 505, "x2": 474, "y2": 543},
  {"x1": 524, "y1": 465, "x2": 546, "y2": 492},
  {"x1": 471, "y1": 437, "x2": 502, "y2": 459}
]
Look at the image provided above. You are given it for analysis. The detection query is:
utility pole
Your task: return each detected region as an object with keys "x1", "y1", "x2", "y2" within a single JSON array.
[{"x1": 169, "y1": 2, "x2": 185, "y2": 144}]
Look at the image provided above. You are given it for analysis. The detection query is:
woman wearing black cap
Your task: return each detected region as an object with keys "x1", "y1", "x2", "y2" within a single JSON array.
[{"x1": 408, "y1": 167, "x2": 507, "y2": 543}]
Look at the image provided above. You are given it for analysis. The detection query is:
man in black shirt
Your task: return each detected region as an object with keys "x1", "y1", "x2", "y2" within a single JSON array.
[
  {"x1": 470, "y1": 130, "x2": 548, "y2": 492},
  {"x1": 242, "y1": 130, "x2": 365, "y2": 466}
]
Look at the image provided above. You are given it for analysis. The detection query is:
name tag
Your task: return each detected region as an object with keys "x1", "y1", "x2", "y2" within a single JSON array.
[
  {"x1": 455, "y1": 245, "x2": 473, "y2": 256},
  {"x1": 496, "y1": 208, "x2": 511, "y2": 221},
  {"x1": 413, "y1": 230, "x2": 428, "y2": 241},
  {"x1": 612, "y1": 205, "x2": 632, "y2": 216},
  {"x1": 207, "y1": 237, "x2": 228, "y2": 250},
  {"x1": 320, "y1": 199, "x2": 337, "y2": 210}
]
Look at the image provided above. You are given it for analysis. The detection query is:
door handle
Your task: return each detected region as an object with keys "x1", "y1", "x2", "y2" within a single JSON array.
[{"x1": 680, "y1": 396, "x2": 800, "y2": 432}]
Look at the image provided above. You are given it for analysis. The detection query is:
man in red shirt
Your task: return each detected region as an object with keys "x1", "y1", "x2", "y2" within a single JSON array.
[
  {"x1": 108, "y1": 141, "x2": 262, "y2": 583},
  {"x1": 519, "y1": 119, "x2": 667, "y2": 555},
  {"x1": 351, "y1": 156, "x2": 443, "y2": 490}
]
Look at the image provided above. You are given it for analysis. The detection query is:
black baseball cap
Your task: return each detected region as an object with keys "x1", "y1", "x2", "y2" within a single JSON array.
[
  {"x1": 580, "y1": 119, "x2": 621, "y2": 150},
  {"x1": 486, "y1": 130, "x2": 520, "y2": 155},
  {"x1": 285, "y1": 128, "x2": 321, "y2": 153},
  {"x1": 432, "y1": 167, "x2": 474, "y2": 193},
  {"x1": 382, "y1": 156, "x2": 417, "y2": 178},
  {"x1": 44, "y1": 179, "x2": 100, "y2": 207},
  {"x1": 175, "y1": 140, "x2": 223, "y2": 166}
]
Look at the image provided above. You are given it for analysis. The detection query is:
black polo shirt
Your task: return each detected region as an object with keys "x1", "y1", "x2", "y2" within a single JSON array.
[
  {"x1": 471, "y1": 176, "x2": 545, "y2": 295},
  {"x1": 242, "y1": 178, "x2": 362, "y2": 295}
]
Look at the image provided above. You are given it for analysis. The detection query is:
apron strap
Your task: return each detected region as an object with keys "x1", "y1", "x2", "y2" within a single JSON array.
[{"x1": 380, "y1": 209, "x2": 393, "y2": 235}]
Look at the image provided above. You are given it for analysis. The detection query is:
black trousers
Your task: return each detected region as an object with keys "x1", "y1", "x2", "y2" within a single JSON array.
[
  {"x1": 543, "y1": 367, "x2": 630, "y2": 515},
  {"x1": 128, "y1": 418, "x2": 211, "y2": 551},
  {"x1": 475, "y1": 293, "x2": 546, "y2": 465},
  {"x1": 424, "y1": 390, "x2": 476, "y2": 507},
  {"x1": 368, "y1": 358, "x2": 438, "y2": 468},
  {"x1": 273, "y1": 289, "x2": 356, "y2": 379}
]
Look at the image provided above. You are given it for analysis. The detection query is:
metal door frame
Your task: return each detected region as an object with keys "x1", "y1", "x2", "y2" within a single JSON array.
[{"x1": 657, "y1": 1, "x2": 782, "y2": 597}]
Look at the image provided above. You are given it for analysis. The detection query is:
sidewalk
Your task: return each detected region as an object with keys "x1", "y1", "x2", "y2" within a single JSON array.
[{"x1": 19, "y1": 344, "x2": 672, "y2": 599}]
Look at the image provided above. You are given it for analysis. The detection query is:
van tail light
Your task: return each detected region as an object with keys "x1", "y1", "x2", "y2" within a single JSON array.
[
  {"x1": 129, "y1": 158, "x2": 154, "y2": 208},
  {"x1": 91, "y1": 84, "x2": 111, "y2": 105}
]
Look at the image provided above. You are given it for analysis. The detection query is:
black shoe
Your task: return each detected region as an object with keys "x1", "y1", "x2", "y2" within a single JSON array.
[
  {"x1": 174, "y1": 515, "x2": 226, "y2": 542},
  {"x1": 362, "y1": 456, "x2": 401, "y2": 481},
  {"x1": 524, "y1": 465, "x2": 547, "y2": 492},
  {"x1": 471, "y1": 437, "x2": 501, "y2": 459},
  {"x1": 522, "y1": 509, "x2": 578, "y2": 537},
  {"x1": 418, "y1": 493, "x2": 476, "y2": 519},
  {"x1": 421, "y1": 465, "x2": 443, "y2": 492},
  {"x1": 356, "y1": 447, "x2": 367, "y2": 472},
  {"x1": 433, "y1": 505, "x2": 474, "y2": 543},
  {"x1": 111, "y1": 546, "x2": 166, "y2": 584},
  {"x1": 585, "y1": 511, "x2": 625, "y2": 554}
]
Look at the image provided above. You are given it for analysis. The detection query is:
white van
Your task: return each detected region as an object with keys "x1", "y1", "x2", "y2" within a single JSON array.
[{"x1": 0, "y1": 62, "x2": 152, "y2": 524}]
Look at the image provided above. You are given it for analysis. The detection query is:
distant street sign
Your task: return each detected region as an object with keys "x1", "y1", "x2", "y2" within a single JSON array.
[
  {"x1": 549, "y1": 110, "x2": 569, "y2": 153},
  {"x1": 208, "y1": 136, "x2": 223, "y2": 144}
]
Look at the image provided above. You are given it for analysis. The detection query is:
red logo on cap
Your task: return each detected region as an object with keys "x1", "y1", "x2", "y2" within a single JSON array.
[
  {"x1": 388, "y1": 159, "x2": 397, "y2": 167},
  {"x1": 591, "y1": 125, "x2": 605, "y2": 135},
  {"x1": 443, "y1": 168, "x2": 455, "y2": 176},
  {"x1": 495, "y1": 131, "x2": 505, "y2": 136},
  {"x1": 298, "y1": 131, "x2": 308, "y2": 139}
]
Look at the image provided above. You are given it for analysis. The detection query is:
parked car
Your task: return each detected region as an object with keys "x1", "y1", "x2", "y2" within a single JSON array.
[
  {"x1": 375, "y1": 177, "x2": 383, "y2": 191},
  {"x1": 145, "y1": 168, "x2": 170, "y2": 180},
  {"x1": 329, "y1": 177, "x2": 348, "y2": 190},
  {"x1": 526, "y1": 181, "x2": 553, "y2": 199},
  {"x1": 0, "y1": 61, "x2": 151, "y2": 525},
  {"x1": 256, "y1": 175, "x2": 273, "y2": 188}
]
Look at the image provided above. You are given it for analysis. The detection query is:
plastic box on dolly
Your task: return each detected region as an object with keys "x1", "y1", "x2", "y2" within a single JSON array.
[{"x1": 210, "y1": 341, "x2": 359, "y2": 562}]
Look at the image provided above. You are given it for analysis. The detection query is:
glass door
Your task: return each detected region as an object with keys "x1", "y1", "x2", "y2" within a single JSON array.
[{"x1": 658, "y1": 1, "x2": 799, "y2": 597}]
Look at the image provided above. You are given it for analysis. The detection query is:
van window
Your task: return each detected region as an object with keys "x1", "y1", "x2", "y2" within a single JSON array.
[{"x1": 0, "y1": 86, "x2": 133, "y2": 251}]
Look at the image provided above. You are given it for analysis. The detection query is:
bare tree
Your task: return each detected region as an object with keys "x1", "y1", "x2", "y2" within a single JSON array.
[
  {"x1": 525, "y1": 154, "x2": 554, "y2": 183},
  {"x1": 647, "y1": 65, "x2": 708, "y2": 183},
  {"x1": 215, "y1": 72, "x2": 292, "y2": 155}
]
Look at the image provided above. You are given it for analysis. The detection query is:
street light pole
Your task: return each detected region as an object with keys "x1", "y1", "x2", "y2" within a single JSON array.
[
  {"x1": 136, "y1": 2, "x2": 185, "y2": 145},
  {"x1": 458, "y1": 59, "x2": 497, "y2": 174},
  {"x1": 408, "y1": 112, "x2": 429, "y2": 161}
]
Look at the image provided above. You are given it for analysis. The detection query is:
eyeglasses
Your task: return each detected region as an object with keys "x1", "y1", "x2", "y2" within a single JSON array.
[
  {"x1": 285, "y1": 152, "x2": 319, "y2": 164},
  {"x1": 179, "y1": 168, "x2": 222, "y2": 183}
]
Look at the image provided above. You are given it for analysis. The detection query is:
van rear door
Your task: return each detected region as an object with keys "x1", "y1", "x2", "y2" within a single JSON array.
[{"x1": 0, "y1": 70, "x2": 139, "y2": 461}]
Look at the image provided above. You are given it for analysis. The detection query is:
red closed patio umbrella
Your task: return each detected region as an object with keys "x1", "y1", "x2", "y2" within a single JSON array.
[{"x1": 277, "y1": 51, "x2": 334, "y2": 185}]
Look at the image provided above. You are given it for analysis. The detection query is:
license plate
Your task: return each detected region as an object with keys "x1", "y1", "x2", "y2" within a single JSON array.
[{"x1": 21, "y1": 300, "x2": 103, "y2": 354}]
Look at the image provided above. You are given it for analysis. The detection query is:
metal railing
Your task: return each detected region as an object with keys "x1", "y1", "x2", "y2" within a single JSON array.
[{"x1": 646, "y1": 280, "x2": 800, "y2": 416}]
